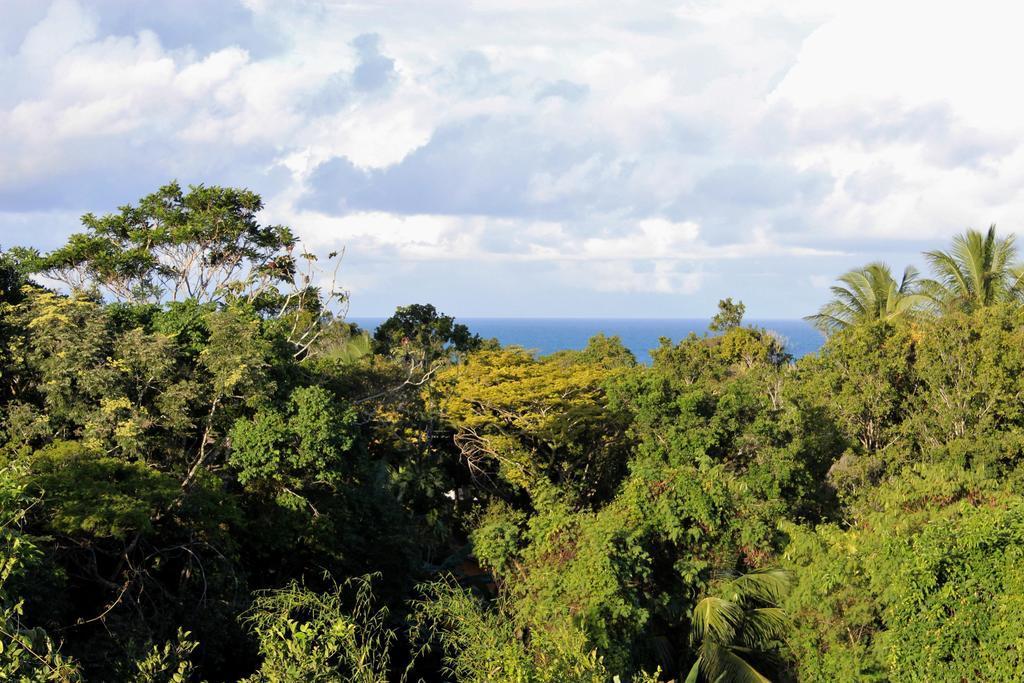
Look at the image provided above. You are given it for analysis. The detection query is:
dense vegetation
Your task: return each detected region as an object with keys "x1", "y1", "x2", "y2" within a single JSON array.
[{"x1": 2, "y1": 183, "x2": 1024, "y2": 681}]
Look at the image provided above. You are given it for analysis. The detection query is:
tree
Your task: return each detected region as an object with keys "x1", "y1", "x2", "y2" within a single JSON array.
[
  {"x1": 228, "y1": 385, "x2": 359, "y2": 509},
  {"x1": 0, "y1": 249, "x2": 32, "y2": 409},
  {"x1": 686, "y1": 569, "x2": 791, "y2": 683},
  {"x1": 0, "y1": 248, "x2": 31, "y2": 306},
  {"x1": 0, "y1": 471, "x2": 83, "y2": 681},
  {"x1": 709, "y1": 298, "x2": 746, "y2": 333},
  {"x1": 435, "y1": 342, "x2": 631, "y2": 504},
  {"x1": 242, "y1": 576, "x2": 394, "y2": 683},
  {"x1": 908, "y1": 304, "x2": 1024, "y2": 468},
  {"x1": 409, "y1": 577, "x2": 639, "y2": 683},
  {"x1": 373, "y1": 304, "x2": 480, "y2": 374},
  {"x1": 793, "y1": 320, "x2": 917, "y2": 493},
  {"x1": 0, "y1": 184, "x2": 423, "y2": 679},
  {"x1": 920, "y1": 224, "x2": 1024, "y2": 313},
  {"x1": 26, "y1": 181, "x2": 300, "y2": 305},
  {"x1": 783, "y1": 465, "x2": 1024, "y2": 681},
  {"x1": 21, "y1": 179, "x2": 1024, "y2": 682},
  {"x1": 806, "y1": 262, "x2": 925, "y2": 334}
]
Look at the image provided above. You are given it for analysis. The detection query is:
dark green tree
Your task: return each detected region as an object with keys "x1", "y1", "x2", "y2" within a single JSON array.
[
  {"x1": 373, "y1": 304, "x2": 480, "y2": 374},
  {"x1": 686, "y1": 569, "x2": 791, "y2": 683}
]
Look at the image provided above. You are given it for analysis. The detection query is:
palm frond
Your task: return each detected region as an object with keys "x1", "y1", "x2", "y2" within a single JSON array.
[
  {"x1": 737, "y1": 608, "x2": 788, "y2": 647},
  {"x1": 684, "y1": 658, "x2": 702, "y2": 683},
  {"x1": 923, "y1": 249, "x2": 971, "y2": 309},
  {"x1": 808, "y1": 261, "x2": 925, "y2": 334},
  {"x1": 698, "y1": 642, "x2": 772, "y2": 683},
  {"x1": 1008, "y1": 264, "x2": 1024, "y2": 298},
  {"x1": 924, "y1": 225, "x2": 1022, "y2": 311},
  {"x1": 692, "y1": 597, "x2": 744, "y2": 645},
  {"x1": 725, "y1": 568, "x2": 792, "y2": 606},
  {"x1": 803, "y1": 311, "x2": 850, "y2": 335}
]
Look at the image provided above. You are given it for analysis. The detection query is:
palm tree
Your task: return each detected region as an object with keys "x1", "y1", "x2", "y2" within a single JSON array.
[
  {"x1": 805, "y1": 262, "x2": 926, "y2": 335},
  {"x1": 684, "y1": 568, "x2": 791, "y2": 683},
  {"x1": 919, "y1": 225, "x2": 1024, "y2": 313}
]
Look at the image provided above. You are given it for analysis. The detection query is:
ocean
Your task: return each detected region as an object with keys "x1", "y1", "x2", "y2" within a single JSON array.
[{"x1": 349, "y1": 318, "x2": 825, "y2": 362}]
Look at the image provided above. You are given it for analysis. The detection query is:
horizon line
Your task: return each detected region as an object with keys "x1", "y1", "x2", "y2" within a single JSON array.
[{"x1": 346, "y1": 315, "x2": 815, "y2": 321}]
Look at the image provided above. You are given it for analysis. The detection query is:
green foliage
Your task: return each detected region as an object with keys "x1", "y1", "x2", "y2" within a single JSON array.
[
  {"x1": 436, "y1": 342, "x2": 631, "y2": 503},
  {"x1": 0, "y1": 470, "x2": 82, "y2": 682},
  {"x1": 131, "y1": 629, "x2": 202, "y2": 683},
  {"x1": 317, "y1": 327, "x2": 373, "y2": 364},
  {"x1": 411, "y1": 577, "x2": 637, "y2": 683},
  {"x1": 242, "y1": 576, "x2": 393, "y2": 683},
  {"x1": 687, "y1": 569, "x2": 791, "y2": 683},
  {"x1": 26, "y1": 441, "x2": 179, "y2": 539},
  {"x1": 909, "y1": 305, "x2": 1024, "y2": 468},
  {"x1": 806, "y1": 262, "x2": 926, "y2": 334},
  {"x1": 200, "y1": 305, "x2": 275, "y2": 406},
  {"x1": 0, "y1": 606, "x2": 81, "y2": 683},
  {"x1": 709, "y1": 297, "x2": 746, "y2": 333},
  {"x1": 792, "y1": 320, "x2": 917, "y2": 492},
  {"x1": 439, "y1": 327, "x2": 812, "y2": 678},
  {"x1": 0, "y1": 193, "x2": 415, "y2": 680},
  {"x1": 12, "y1": 189, "x2": 1024, "y2": 682},
  {"x1": 469, "y1": 502, "x2": 526, "y2": 576},
  {"x1": 27, "y1": 182, "x2": 296, "y2": 304},
  {"x1": 784, "y1": 464, "x2": 1024, "y2": 682},
  {"x1": 373, "y1": 303, "x2": 480, "y2": 371},
  {"x1": 228, "y1": 386, "x2": 358, "y2": 506},
  {"x1": 575, "y1": 332, "x2": 637, "y2": 368},
  {"x1": 808, "y1": 226, "x2": 1024, "y2": 339},
  {"x1": 921, "y1": 224, "x2": 1024, "y2": 313}
]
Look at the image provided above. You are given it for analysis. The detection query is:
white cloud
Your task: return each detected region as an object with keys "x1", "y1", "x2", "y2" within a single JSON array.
[
  {"x1": 767, "y1": 0, "x2": 1024, "y2": 241},
  {"x1": 175, "y1": 47, "x2": 250, "y2": 98},
  {"x1": 576, "y1": 261, "x2": 704, "y2": 295},
  {"x1": 4, "y1": 0, "x2": 1024, "y2": 316},
  {"x1": 581, "y1": 219, "x2": 700, "y2": 260},
  {"x1": 17, "y1": 0, "x2": 97, "y2": 67}
]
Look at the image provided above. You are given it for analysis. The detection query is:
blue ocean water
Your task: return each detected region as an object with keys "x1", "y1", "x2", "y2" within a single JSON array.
[{"x1": 350, "y1": 318, "x2": 824, "y2": 362}]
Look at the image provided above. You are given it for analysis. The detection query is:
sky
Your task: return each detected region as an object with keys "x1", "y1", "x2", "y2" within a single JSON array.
[{"x1": 2, "y1": 0, "x2": 1024, "y2": 318}]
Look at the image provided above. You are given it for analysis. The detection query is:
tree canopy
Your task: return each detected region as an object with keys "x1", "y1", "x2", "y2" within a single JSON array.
[
  {"x1": 806, "y1": 262, "x2": 925, "y2": 334},
  {"x1": 921, "y1": 224, "x2": 1024, "y2": 312},
  {"x1": 808, "y1": 225, "x2": 1024, "y2": 335},
  {"x1": 3, "y1": 185, "x2": 1024, "y2": 682}
]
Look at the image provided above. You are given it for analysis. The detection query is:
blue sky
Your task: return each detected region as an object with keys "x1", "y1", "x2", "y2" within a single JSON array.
[{"x1": 2, "y1": 0, "x2": 1023, "y2": 317}]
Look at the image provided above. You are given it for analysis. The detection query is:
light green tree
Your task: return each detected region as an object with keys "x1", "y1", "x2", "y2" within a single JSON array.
[
  {"x1": 709, "y1": 298, "x2": 746, "y2": 333},
  {"x1": 242, "y1": 576, "x2": 394, "y2": 683}
]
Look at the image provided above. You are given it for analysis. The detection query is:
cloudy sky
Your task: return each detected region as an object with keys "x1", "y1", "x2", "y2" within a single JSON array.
[{"x1": 2, "y1": 0, "x2": 1023, "y2": 317}]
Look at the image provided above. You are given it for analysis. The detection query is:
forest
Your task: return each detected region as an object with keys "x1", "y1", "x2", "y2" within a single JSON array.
[{"x1": 2, "y1": 182, "x2": 1024, "y2": 682}]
